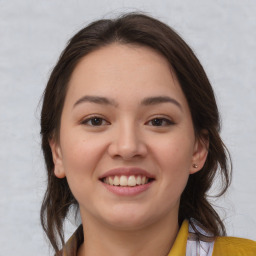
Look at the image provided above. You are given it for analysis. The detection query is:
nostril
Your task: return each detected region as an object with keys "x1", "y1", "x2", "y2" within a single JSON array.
[{"x1": 107, "y1": 133, "x2": 147, "y2": 160}]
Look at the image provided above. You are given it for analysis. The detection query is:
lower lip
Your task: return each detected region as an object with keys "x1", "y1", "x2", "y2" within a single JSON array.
[{"x1": 102, "y1": 181, "x2": 153, "y2": 196}]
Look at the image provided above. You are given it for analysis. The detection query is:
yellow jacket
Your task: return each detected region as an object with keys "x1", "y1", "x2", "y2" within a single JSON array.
[{"x1": 168, "y1": 220, "x2": 256, "y2": 256}]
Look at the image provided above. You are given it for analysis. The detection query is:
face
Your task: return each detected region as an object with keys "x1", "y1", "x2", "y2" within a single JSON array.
[{"x1": 50, "y1": 43, "x2": 208, "y2": 231}]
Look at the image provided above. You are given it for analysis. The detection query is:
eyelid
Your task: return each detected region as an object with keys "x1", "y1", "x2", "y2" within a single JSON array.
[
  {"x1": 80, "y1": 115, "x2": 110, "y2": 126},
  {"x1": 145, "y1": 116, "x2": 175, "y2": 126}
]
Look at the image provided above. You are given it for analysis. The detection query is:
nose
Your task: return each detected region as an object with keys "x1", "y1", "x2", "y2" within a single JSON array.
[{"x1": 108, "y1": 122, "x2": 147, "y2": 160}]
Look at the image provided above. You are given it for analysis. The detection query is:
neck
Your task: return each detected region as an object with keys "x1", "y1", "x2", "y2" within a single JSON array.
[{"x1": 78, "y1": 212, "x2": 179, "y2": 256}]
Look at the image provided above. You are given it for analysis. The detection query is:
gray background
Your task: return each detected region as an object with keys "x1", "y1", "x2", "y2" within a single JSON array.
[{"x1": 0, "y1": 0, "x2": 255, "y2": 255}]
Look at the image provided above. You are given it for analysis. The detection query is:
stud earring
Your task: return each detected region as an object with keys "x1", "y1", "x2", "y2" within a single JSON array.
[{"x1": 192, "y1": 164, "x2": 198, "y2": 168}]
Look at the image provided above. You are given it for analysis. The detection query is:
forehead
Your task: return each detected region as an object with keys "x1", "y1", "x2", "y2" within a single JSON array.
[{"x1": 66, "y1": 43, "x2": 187, "y2": 107}]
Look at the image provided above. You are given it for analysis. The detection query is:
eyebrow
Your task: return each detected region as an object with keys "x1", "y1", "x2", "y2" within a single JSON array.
[
  {"x1": 141, "y1": 96, "x2": 182, "y2": 110},
  {"x1": 73, "y1": 95, "x2": 182, "y2": 110},
  {"x1": 73, "y1": 95, "x2": 118, "y2": 108}
]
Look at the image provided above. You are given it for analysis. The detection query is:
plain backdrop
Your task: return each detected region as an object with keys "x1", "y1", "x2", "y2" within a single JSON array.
[{"x1": 0, "y1": 1, "x2": 256, "y2": 255}]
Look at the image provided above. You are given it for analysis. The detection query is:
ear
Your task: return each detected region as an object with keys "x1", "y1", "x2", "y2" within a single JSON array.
[
  {"x1": 190, "y1": 130, "x2": 209, "y2": 174},
  {"x1": 49, "y1": 138, "x2": 66, "y2": 179}
]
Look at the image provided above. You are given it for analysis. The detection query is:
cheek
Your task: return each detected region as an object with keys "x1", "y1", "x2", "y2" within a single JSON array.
[
  {"x1": 60, "y1": 134, "x2": 108, "y2": 202},
  {"x1": 153, "y1": 135, "x2": 194, "y2": 170},
  {"x1": 152, "y1": 135, "x2": 194, "y2": 192},
  {"x1": 60, "y1": 131, "x2": 107, "y2": 176}
]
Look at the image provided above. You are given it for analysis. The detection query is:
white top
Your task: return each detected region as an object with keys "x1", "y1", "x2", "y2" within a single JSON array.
[{"x1": 186, "y1": 220, "x2": 215, "y2": 256}]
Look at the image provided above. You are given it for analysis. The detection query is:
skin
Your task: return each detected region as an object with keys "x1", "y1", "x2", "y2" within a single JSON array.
[{"x1": 50, "y1": 43, "x2": 208, "y2": 256}]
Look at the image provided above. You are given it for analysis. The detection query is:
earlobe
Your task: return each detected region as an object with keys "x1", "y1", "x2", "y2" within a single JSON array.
[
  {"x1": 49, "y1": 138, "x2": 66, "y2": 179},
  {"x1": 190, "y1": 131, "x2": 209, "y2": 174},
  {"x1": 54, "y1": 167, "x2": 66, "y2": 179}
]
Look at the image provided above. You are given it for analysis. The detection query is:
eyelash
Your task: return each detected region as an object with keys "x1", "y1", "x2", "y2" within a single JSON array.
[
  {"x1": 81, "y1": 116, "x2": 110, "y2": 126},
  {"x1": 146, "y1": 117, "x2": 175, "y2": 127},
  {"x1": 81, "y1": 116, "x2": 174, "y2": 127}
]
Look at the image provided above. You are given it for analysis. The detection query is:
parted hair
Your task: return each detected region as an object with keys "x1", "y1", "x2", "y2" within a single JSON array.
[{"x1": 40, "y1": 13, "x2": 231, "y2": 252}]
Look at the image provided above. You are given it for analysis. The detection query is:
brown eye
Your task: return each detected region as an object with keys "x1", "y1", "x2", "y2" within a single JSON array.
[
  {"x1": 82, "y1": 116, "x2": 109, "y2": 126},
  {"x1": 147, "y1": 118, "x2": 174, "y2": 126}
]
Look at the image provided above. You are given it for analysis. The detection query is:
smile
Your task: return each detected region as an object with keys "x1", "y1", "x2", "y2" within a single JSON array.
[
  {"x1": 103, "y1": 175, "x2": 151, "y2": 187},
  {"x1": 99, "y1": 167, "x2": 155, "y2": 195}
]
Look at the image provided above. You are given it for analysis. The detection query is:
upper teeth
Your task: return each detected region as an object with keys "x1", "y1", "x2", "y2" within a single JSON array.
[{"x1": 104, "y1": 175, "x2": 148, "y2": 187}]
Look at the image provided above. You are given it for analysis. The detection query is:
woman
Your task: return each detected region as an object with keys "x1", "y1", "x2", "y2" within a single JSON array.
[{"x1": 40, "y1": 13, "x2": 256, "y2": 255}]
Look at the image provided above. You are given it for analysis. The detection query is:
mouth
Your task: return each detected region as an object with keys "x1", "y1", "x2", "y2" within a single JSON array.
[
  {"x1": 100, "y1": 175, "x2": 154, "y2": 187},
  {"x1": 98, "y1": 167, "x2": 155, "y2": 188}
]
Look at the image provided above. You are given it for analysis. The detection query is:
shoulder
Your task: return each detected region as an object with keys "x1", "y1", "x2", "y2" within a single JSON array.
[{"x1": 213, "y1": 236, "x2": 256, "y2": 256}]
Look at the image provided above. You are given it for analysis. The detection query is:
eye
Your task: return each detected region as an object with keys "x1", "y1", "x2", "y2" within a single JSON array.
[
  {"x1": 147, "y1": 117, "x2": 174, "y2": 127},
  {"x1": 81, "y1": 116, "x2": 110, "y2": 126}
]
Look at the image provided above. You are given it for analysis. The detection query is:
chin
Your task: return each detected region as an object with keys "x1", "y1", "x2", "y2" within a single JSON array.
[
  {"x1": 105, "y1": 217, "x2": 150, "y2": 231},
  {"x1": 100, "y1": 206, "x2": 156, "y2": 231}
]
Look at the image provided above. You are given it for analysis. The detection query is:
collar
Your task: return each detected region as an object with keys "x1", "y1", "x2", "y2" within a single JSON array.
[{"x1": 167, "y1": 219, "x2": 188, "y2": 256}]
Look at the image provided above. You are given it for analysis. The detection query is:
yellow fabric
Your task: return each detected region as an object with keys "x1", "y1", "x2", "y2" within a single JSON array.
[
  {"x1": 213, "y1": 236, "x2": 256, "y2": 256},
  {"x1": 167, "y1": 220, "x2": 188, "y2": 256},
  {"x1": 167, "y1": 219, "x2": 256, "y2": 256}
]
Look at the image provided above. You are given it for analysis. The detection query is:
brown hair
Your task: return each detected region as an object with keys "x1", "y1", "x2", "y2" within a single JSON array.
[{"x1": 40, "y1": 13, "x2": 231, "y2": 252}]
